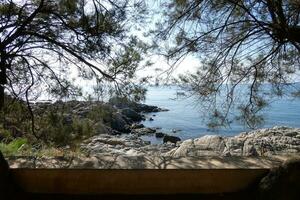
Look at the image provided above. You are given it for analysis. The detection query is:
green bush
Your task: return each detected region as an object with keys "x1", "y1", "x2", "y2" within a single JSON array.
[
  {"x1": 34, "y1": 111, "x2": 72, "y2": 146},
  {"x1": 72, "y1": 118, "x2": 94, "y2": 138},
  {"x1": 87, "y1": 104, "x2": 114, "y2": 124},
  {"x1": 37, "y1": 112, "x2": 97, "y2": 146},
  {"x1": 1, "y1": 96, "x2": 118, "y2": 151},
  {"x1": 0, "y1": 138, "x2": 28, "y2": 156},
  {"x1": 0, "y1": 125, "x2": 13, "y2": 142}
]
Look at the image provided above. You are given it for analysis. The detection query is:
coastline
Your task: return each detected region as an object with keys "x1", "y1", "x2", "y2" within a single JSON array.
[{"x1": 2, "y1": 98, "x2": 300, "y2": 169}]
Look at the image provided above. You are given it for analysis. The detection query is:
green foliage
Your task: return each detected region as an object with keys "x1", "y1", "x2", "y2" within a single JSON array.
[
  {"x1": 207, "y1": 110, "x2": 227, "y2": 130},
  {"x1": 35, "y1": 112, "x2": 70, "y2": 146},
  {"x1": 155, "y1": 0, "x2": 300, "y2": 129},
  {"x1": 2, "y1": 96, "x2": 30, "y2": 125},
  {"x1": 0, "y1": 96, "x2": 32, "y2": 144},
  {"x1": 0, "y1": 95, "x2": 123, "y2": 149},
  {"x1": 109, "y1": 96, "x2": 136, "y2": 108},
  {"x1": 0, "y1": 0, "x2": 149, "y2": 150},
  {"x1": 0, "y1": 124, "x2": 12, "y2": 142},
  {"x1": 0, "y1": 138, "x2": 28, "y2": 156},
  {"x1": 87, "y1": 104, "x2": 114, "y2": 124},
  {"x1": 58, "y1": 0, "x2": 77, "y2": 15},
  {"x1": 130, "y1": 86, "x2": 147, "y2": 102},
  {"x1": 72, "y1": 118, "x2": 94, "y2": 138},
  {"x1": 33, "y1": 102, "x2": 117, "y2": 146},
  {"x1": 175, "y1": 0, "x2": 188, "y2": 7},
  {"x1": 0, "y1": 0, "x2": 149, "y2": 110},
  {"x1": 236, "y1": 106, "x2": 265, "y2": 129},
  {"x1": 36, "y1": 111, "x2": 83, "y2": 146}
]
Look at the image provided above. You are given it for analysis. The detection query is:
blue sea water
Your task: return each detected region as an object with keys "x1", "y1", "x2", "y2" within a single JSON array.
[{"x1": 141, "y1": 85, "x2": 300, "y2": 144}]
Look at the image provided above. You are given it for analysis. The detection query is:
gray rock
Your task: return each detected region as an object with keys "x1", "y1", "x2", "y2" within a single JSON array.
[
  {"x1": 163, "y1": 135, "x2": 181, "y2": 144},
  {"x1": 243, "y1": 142, "x2": 259, "y2": 156},
  {"x1": 167, "y1": 135, "x2": 224, "y2": 157},
  {"x1": 131, "y1": 123, "x2": 144, "y2": 129},
  {"x1": 194, "y1": 135, "x2": 225, "y2": 152},
  {"x1": 166, "y1": 127, "x2": 300, "y2": 157},
  {"x1": 94, "y1": 122, "x2": 112, "y2": 135},
  {"x1": 110, "y1": 113, "x2": 130, "y2": 133},
  {"x1": 80, "y1": 134, "x2": 174, "y2": 158},
  {"x1": 258, "y1": 158, "x2": 300, "y2": 200},
  {"x1": 132, "y1": 127, "x2": 156, "y2": 136},
  {"x1": 108, "y1": 97, "x2": 168, "y2": 113},
  {"x1": 9, "y1": 127, "x2": 299, "y2": 169},
  {"x1": 121, "y1": 108, "x2": 143, "y2": 122},
  {"x1": 78, "y1": 157, "x2": 100, "y2": 168},
  {"x1": 166, "y1": 139, "x2": 193, "y2": 157},
  {"x1": 155, "y1": 132, "x2": 165, "y2": 138},
  {"x1": 135, "y1": 104, "x2": 169, "y2": 113},
  {"x1": 6, "y1": 127, "x2": 300, "y2": 169}
]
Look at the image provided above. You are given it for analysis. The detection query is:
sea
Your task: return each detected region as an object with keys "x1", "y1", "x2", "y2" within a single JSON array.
[{"x1": 141, "y1": 85, "x2": 300, "y2": 144}]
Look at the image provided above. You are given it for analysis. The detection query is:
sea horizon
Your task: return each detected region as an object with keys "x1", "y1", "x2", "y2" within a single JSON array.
[{"x1": 141, "y1": 85, "x2": 300, "y2": 144}]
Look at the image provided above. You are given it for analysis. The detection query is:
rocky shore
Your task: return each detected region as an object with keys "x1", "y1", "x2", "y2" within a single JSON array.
[
  {"x1": 7, "y1": 126, "x2": 300, "y2": 169},
  {"x1": 166, "y1": 126, "x2": 300, "y2": 157},
  {"x1": 3, "y1": 97, "x2": 300, "y2": 169},
  {"x1": 77, "y1": 126, "x2": 300, "y2": 158}
]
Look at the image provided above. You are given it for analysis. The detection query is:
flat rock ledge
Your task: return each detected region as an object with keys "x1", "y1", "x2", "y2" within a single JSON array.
[
  {"x1": 167, "y1": 126, "x2": 300, "y2": 157},
  {"x1": 80, "y1": 134, "x2": 176, "y2": 156},
  {"x1": 6, "y1": 126, "x2": 300, "y2": 169}
]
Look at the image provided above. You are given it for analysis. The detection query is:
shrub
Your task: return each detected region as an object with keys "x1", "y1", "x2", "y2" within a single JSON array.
[
  {"x1": 87, "y1": 104, "x2": 114, "y2": 124},
  {"x1": 0, "y1": 125, "x2": 13, "y2": 143},
  {"x1": 0, "y1": 138, "x2": 28, "y2": 156},
  {"x1": 72, "y1": 118, "x2": 94, "y2": 138}
]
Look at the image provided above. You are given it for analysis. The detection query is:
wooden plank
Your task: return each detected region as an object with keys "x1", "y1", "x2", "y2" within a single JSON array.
[{"x1": 11, "y1": 169, "x2": 269, "y2": 194}]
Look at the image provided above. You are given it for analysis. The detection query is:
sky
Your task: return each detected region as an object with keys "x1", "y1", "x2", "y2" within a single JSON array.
[
  {"x1": 131, "y1": 0, "x2": 202, "y2": 82},
  {"x1": 135, "y1": 54, "x2": 201, "y2": 81},
  {"x1": 65, "y1": 0, "x2": 300, "y2": 97},
  {"x1": 5, "y1": 0, "x2": 300, "y2": 102}
]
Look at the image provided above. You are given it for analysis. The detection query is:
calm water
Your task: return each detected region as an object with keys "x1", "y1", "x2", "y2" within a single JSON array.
[{"x1": 141, "y1": 86, "x2": 300, "y2": 144}]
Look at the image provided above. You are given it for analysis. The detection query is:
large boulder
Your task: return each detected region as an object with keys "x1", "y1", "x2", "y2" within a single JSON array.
[
  {"x1": 121, "y1": 108, "x2": 143, "y2": 122},
  {"x1": 94, "y1": 122, "x2": 112, "y2": 135},
  {"x1": 167, "y1": 127, "x2": 300, "y2": 157},
  {"x1": 193, "y1": 135, "x2": 225, "y2": 152},
  {"x1": 258, "y1": 158, "x2": 300, "y2": 200},
  {"x1": 155, "y1": 132, "x2": 165, "y2": 138},
  {"x1": 166, "y1": 139, "x2": 193, "y2": 157},
  {"x1": 110, "y1": 113, "x2": 130, "y2": 133},
  {"x1": 166, "y1": 135, "x2": 225, "y2": 157},
  {"x1": 163, "y1": 135, "x2": 181, "y2": 144},
  {"x1": 224, "y1": 127, "x2": 300, "y2": 156},
  {"x1": 135, "y1": 104, "x2": 169, "y2": 113},
  {"x1": 80, "y1": 134, "x2": 152, "y2": 156},
  {"x1": 132, "y1": 127, "x2": 157, "y2": 136}
]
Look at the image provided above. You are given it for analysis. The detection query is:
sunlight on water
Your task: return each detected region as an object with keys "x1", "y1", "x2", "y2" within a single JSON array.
[{"x1": 142, "y1": 85, "x2": 300, "y2": 142}]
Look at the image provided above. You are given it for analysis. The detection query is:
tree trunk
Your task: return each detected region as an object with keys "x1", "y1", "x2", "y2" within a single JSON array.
[
  {"x1": 0, "y1": 53, "x2": 7, "y2": 111},
  {"x1": 0, "y1": 151, "x2": 16, "y2": 198},
  {"x1": 0, "y1": 84, "x2": 4, "y2": 110}
]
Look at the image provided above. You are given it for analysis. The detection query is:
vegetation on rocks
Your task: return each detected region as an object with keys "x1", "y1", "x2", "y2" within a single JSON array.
[
  {"x1": 0, "y1": 94, "x2": 166, "y2": 156},
  {"x1": 1, "y1": 1, "x2": 300, "y2": 174}
]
